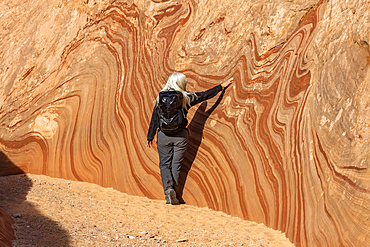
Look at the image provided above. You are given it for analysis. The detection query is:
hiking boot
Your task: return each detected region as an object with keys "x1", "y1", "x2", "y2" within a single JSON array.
[
  {"x1": 165, "y1": 189, "x2": 179, "y2": 205},
  {"x1": 165, "y1": 194, "x2": 170, "y2": 204}
]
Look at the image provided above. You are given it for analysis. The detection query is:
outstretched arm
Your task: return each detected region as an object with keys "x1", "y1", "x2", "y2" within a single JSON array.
[
  {"x1": 190, "y1": 77, "x2": 233, "y2": 107},
  {"x1": 221, "y1": 77, "x2": 233, "y2": 89}
]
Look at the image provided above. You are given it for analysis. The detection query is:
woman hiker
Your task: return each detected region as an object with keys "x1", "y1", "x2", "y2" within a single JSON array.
[{"x1": 147, "y1": 72, "x2": 233, "y2": 205}]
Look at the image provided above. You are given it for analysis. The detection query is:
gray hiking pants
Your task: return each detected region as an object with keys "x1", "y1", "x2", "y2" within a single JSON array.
[{"x1": 157, "y1": 129, "x2": 188, "y2": 195}]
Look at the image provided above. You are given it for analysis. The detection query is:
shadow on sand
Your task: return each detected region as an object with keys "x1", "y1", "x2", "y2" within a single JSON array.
[
  {"x1": 0, "y1": 151, "x2": 71, "y2": 246},
  {"x1": 176, "y1": 89, "x2": 226, "y2": 203}
]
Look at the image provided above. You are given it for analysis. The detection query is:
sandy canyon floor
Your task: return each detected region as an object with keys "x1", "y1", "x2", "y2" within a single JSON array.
[{"x1": 0, "y1": 174, "x2": 293, "y2": 246}]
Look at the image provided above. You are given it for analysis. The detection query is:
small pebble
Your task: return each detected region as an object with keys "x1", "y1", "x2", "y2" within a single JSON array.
[
  {"x1": 128, "y1": 236, "x2": 136, "y2": 239},
  {"x1": 139, "y1": 231, "x2": 148, "y2": 235},
  {"x1": 176, "y1": 239, "x2": 188, "y2": 242},
  {"x1": 12, "y1": 213, "x2": 21, "y2": 218}
]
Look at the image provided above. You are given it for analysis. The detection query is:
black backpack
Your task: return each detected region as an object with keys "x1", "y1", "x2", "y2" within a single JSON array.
[{"x1": 157, "y1": 91, "x2": 186, "y2": 135}]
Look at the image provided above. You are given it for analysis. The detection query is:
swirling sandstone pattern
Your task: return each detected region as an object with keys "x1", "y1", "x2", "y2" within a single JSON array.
[
  {"x1": 1, "y1": 0, "x2": 370, "y2": 246},
  {"x1": 0, "y1": 208, "x2": 15, "y2": 247}
]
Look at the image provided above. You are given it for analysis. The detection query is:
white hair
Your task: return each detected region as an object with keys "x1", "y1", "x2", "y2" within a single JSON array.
[{"x1": 156, "y1": 72, "x2": 197, "y2": 110}]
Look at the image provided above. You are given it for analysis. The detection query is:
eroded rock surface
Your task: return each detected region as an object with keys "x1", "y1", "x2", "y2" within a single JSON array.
[
  {"x1": 1, "y1": 0, "x2": 370, "y2": 246},
  {"x1": 0, "y1": 208, "x2": 15, "y2": 246}
]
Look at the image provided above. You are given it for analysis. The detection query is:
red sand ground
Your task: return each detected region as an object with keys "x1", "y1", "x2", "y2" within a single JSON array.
[{"x1": 0, "y1": 174, "x2": 294, "y2": 246}]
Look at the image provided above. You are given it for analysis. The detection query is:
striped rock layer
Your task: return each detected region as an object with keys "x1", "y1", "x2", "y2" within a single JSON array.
[
  {"x1": 1, "y1": 0, "x2": 370, "y2": 246},
  {"x1": 0, "y1": 208, "x2": 15, "y2": 246}
]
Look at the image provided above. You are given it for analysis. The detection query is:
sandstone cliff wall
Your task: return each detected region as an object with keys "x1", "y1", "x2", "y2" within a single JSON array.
[
  {"x1": 0, "y1": 208, "x2": 15, "y2": 247},
  {"x1": 1, "y1": 0, "x2": 370, "y2": 246}
]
